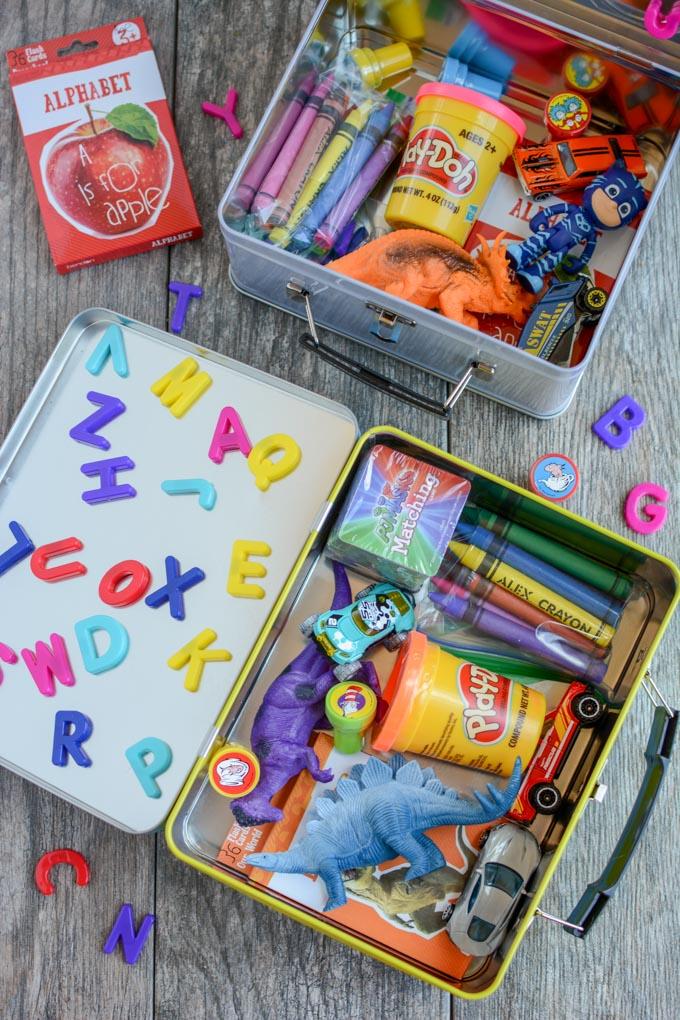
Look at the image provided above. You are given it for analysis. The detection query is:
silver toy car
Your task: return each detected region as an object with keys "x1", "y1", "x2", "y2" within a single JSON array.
[{"x1": 446, "y1": 823, "x2": 541, "y2": 956}]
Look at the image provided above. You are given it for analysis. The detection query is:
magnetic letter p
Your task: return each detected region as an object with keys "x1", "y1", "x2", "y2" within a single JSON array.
[{"x1": 125, "y1": 737, "x2": 173, "y2": 799}]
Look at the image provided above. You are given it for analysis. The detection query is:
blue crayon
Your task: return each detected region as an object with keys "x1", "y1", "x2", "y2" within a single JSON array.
[
  {"x1": 290, "y1": 102, "x2": 394, "y2": 250},
  {"x1": 454, "y1": 521, "x2": 623, "y2": 627}
]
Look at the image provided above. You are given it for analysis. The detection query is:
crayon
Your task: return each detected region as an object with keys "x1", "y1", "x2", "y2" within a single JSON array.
[
  {"x1": 269, "y1": 99, "x2": 375, "y2": 247},
  {"x1": 432, "y1": 567, "x2": 606, "y2": 659},
  {"x1": 263, "y1": 85, "x2": 350, "y2": 230},
  {"x1": 290, "y1": 102, "x2": 394, "y2": 250},
  {"x1": 314, "y1": 115, "x2": 411, "y2": 253},
  {"x1": 226, "y1": 70, "x2": 316, "y2": 217},
  {"x1": 251, "y1": 76, "x2": 334, "y2": 220},
  {"x1": 428, "y1": 643, "x2": 571, "y2": 684},
  {"x1": 428, "y1": 588, "x2": 609, "y2": 686},
  {"x1": 467, "y1": 482, "x2": 646, "y2": 575},
  {"x1": 448, "y1": 540, "x2": 616, "y2": 648},
  {"x1": 330, "y1": 218, "x2": 358, "y2": 258},
  {"x1": 462, "y1": 505, "x2": 633, "y2": 601},
  {"x1": 455, "y1": 521, "x2": 623, "y2": 626}
]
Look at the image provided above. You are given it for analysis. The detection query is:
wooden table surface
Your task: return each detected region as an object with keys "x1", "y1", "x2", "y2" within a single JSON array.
[{"x1": 1, "y1": 2, "x2": 679, "y2": 1018}]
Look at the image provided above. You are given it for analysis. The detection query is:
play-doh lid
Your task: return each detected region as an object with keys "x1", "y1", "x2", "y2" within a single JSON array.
[
  {"x1": 371, "y1": 630, "x2": 432, "y2": 752},
  {"x1": 415, "y1": 83, "x2": 526, "y2": 141}
]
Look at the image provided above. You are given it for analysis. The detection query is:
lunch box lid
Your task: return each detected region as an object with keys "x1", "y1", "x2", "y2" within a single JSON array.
[
  {"x1": 481, "y1": 0, "x2": 680, "y2": 82},
  {"x1": 0, "y1": 309, "x2": 359, "y2": 833}
]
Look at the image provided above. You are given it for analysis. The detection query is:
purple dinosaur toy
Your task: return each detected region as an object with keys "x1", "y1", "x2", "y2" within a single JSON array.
[{"x1": 232, "y1": 561, "x2": 382, "y2": 827}]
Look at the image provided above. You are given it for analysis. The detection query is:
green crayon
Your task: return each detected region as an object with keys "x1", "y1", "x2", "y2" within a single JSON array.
[
  {"x1": 462, "y1": 506, "x2": 633, "y2": 602},
  {"x1": 433, "y1": 642, "x2": 570, "y2": 684}
]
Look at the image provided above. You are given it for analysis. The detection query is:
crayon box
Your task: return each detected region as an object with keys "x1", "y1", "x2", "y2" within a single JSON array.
[{"x1": 6, "y1": 18, "x2": 202, "y2": 273}]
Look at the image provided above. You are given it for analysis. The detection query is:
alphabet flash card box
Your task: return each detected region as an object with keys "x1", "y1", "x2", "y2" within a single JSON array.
[
  {"x1": 6, "y1": 18, "x2": 202, "y2": 273},
  {"x1": 0, "y1": 309, "x2": 357, "y2": 832}
]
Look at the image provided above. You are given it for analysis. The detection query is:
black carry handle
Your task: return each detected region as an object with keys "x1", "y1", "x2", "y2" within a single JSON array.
[
  {"x1": 287, "y1": 281, "x2": 496, "y2": 419},
  {"x1": 299, "y1": 332, "x2": 479, "y2": 419},
  {"x1": 566, "y1": 705, "x2": 678, "y2": 938}
]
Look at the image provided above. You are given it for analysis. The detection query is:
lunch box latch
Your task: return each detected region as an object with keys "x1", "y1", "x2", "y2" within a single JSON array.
[
  {"x1": 287, "y1": 280, "x2": 496, "y2": 419},
  {"x1": 365, "y1": 302, "x2": 416, "y2": 343}
]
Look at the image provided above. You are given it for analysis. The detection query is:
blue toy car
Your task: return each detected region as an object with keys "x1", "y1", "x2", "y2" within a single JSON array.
[{"x1": 300, "y1": 582, "x2": 416, "y2": 680}]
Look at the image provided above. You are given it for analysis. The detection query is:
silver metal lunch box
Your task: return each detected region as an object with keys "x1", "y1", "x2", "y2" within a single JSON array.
[{"x1": 219, "y1": 0, "x2": 679, "y2": 419}]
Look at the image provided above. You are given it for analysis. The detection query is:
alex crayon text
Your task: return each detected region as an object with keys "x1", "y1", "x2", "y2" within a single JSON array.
[
  {"x1": 462, "y1": 505, "x2": 633, "y2": 601},
  {"x1": 449, "y1": 540, "x2": 616, "y2": 648},
  {"x1": 428, "y1": 586, "x2": 609, "y2": 686},
  {"x1": 433, "y1": 564, "x2": 607, "y2": 659},
  {"x1": 455, "y1": 521, "x2": 623, "y2": 626}
]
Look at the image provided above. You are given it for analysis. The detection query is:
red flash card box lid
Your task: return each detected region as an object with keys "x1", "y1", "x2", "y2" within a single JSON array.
[{"x1": 7, "y1": 18, "x2": 202, "y2": 273}]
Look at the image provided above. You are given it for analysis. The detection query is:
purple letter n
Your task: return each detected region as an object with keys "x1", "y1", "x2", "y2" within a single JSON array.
[{"x1": 103, "y1": 903, "x2": 155, "y2": 965}]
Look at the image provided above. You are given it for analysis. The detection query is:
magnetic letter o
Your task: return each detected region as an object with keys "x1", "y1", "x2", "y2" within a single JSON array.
[{"x1": 99, "y1": 560, "x2": 152, "y2": 607}]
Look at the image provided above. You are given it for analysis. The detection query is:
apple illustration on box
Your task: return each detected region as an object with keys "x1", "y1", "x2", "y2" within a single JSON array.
[{"x1": 40, "y1": 103, "x2": 173, "y2": 237}]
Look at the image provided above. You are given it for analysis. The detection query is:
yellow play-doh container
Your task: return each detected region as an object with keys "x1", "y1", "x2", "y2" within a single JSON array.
[
  {"x1": 372, "y1": 632, "x2": 545, "y2": 776},
  {"x1": 385, "y1": 83, "x2": 525, "y2": 246}
]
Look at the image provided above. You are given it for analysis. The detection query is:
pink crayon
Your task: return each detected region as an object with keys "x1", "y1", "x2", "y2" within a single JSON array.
[
  {"x1": 263, "y1": 85, "x2": 350, "y2": 231},
  {"x1": 252, "y1": 75, "x2": 334, "y2": 220},
  {"x1": 226, "y1": 70, "x2": 316, "y2": 218},
  {"x1": 315, "y1": 115, "x2": 411, "y2": 253}
]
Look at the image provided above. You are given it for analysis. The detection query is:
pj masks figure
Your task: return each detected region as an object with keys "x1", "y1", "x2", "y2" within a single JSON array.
[{"x1": 506, "y1": 162, "x2": 647, "y2": 293}]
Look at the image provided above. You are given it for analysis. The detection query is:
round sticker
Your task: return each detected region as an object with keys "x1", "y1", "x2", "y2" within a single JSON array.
[
  {"x1": 529, "y1": 453, "x2": 580, "y2": 502},
  {"x1": 337, "y1": 684, "x2": 367, "y2": 717},
  {"x1": 563, "y1": 53, "x2": 608, "y2": 95},
  {"x1": 326, "y1": 682, "x2": 377, "y2": 724},
  {"x1": 545, "y1": 91, "x2": 592, "y2": 139},
  {"x1": 208, "y1": 746, "x2": 260, "y2": 799}
]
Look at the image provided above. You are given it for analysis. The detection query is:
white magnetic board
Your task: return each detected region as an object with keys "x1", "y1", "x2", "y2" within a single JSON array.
[{"x1": 0, "y1": 309, "x2": 357, "y2": 832}]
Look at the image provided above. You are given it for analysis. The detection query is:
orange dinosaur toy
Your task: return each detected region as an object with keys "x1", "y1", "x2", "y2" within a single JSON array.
[{"x1": 329, "y1": 229, "x2": 534, "y2": 330}]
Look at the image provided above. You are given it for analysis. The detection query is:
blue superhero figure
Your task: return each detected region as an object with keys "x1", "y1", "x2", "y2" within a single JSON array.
[{"x1": 506, "y1": 162, "x2": 647, "y2": 294}]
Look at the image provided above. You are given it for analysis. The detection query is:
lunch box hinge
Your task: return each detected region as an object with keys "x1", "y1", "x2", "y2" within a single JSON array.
[
  {"x1": 533, "y1": 908, "x2": 584, "y2": 934},
  {"x1": 287, "y1": 280, "x2": 496, "y2": 419}
]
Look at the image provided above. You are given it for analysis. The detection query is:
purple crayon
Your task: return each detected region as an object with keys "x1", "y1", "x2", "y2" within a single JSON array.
[
  {"x1": 314, "y1": 114, "x2": 411, "y2": 254},
  {"x1": 428, "y1": 587, "x2": 609, "y2": 687},
  {"x1": 226, "y1": 70, "x2": 316, "y2": 218},
  {"x1": 291, "y1": 102, "x2": 394, "y2": 250},
  {"x1": 263, "y1": 85, "x2": 350, "y2": 231},
  {"x1": 251, "y1": 75, "x2": 334, "y2": 220}
]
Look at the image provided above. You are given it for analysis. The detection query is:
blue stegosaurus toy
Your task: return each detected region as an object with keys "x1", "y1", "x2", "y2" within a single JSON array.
[{"x1": 246, "y1": 754, "x2": 523, "y2": 912}]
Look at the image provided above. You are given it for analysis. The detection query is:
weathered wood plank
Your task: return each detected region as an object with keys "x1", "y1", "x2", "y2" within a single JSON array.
[
  {"x1": 154, "y1": 2, "x2": 450, "y2": 1017},
  {"x1": 453, "y1": 150, "x2": 680, "y2": 1020},
  {"x1": 1, "y1": 0, "x2": 679, "y2": 1017},
  {"x1": 0, "y1": 2, "x2": 178, "y2": 1018}
]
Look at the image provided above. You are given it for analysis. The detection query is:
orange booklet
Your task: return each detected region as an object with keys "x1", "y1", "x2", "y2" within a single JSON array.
[{"x1": 218, "y1": 732, "x2": 496, "y2": 982}]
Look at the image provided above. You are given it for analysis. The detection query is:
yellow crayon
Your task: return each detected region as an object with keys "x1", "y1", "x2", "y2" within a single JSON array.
[
  {"x1": 449, "y1": 540, "x2": 616, "y2": 648},
  {"x1": 269, "y1": 99, "x2": 374, "y2": 247}
]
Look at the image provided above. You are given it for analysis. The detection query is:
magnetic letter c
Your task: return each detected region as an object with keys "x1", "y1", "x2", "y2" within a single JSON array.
[{"x1": 34, "y1": 848, "x2": 91, "y2": 896}]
